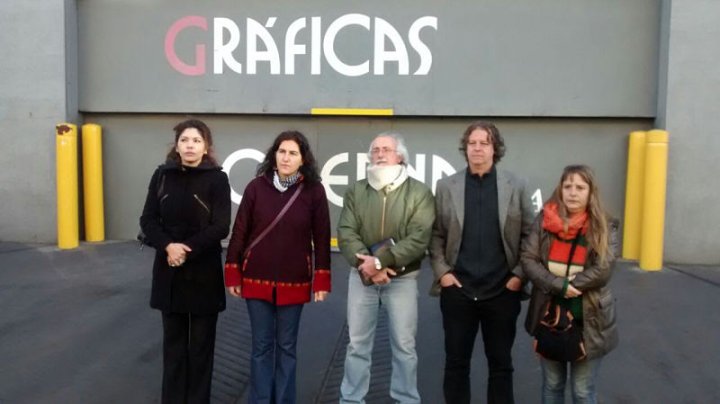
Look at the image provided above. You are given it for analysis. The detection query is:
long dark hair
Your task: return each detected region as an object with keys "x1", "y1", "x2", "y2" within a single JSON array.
[
  {"x1": 257, "y1": 130, "x2": 321, "y2": 183},
  {"x1": 166, "y1": 119, "x2": 219, "y2": 167},
  {"x1": 548, "y1": 165, "x2": 610, "y2": 266}
]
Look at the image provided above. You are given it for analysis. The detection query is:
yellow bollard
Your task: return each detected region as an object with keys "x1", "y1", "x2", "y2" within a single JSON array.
[
  {"x1": 639, "y1": 130, "x2": 669, "y2": 271},
  {"x1": 622, "y1": 131, "x2": 647, "y2": 260},
  {"x1": 82, "y1": 124, "x2": 105, "y2": 242},
  {"x1": 56, "y1": 123, "x2": 79, "y2": 249}
]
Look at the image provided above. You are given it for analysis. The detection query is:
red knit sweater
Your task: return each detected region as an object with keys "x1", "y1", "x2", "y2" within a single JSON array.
[{"x1": 224, "y1": 174, "x2": 331, "y2": 305}]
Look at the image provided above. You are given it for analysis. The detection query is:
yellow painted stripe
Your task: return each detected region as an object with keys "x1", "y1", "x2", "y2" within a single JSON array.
[{"x1": 311, "y1": 108, "x2": 394, "y2": 116}]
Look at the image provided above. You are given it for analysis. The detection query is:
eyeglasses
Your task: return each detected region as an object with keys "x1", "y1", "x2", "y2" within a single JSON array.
[{"x1": 370, "y1": 147, "x2": 396, "y2": 155}]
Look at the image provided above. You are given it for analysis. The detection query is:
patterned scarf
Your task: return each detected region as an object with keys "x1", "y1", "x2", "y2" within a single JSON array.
[
  {"x1": 543, "y1": 202, "x2": 589, "y2": 279},
  {"x1": 273, "y1": 171, "x2": 302, "y2": 192},
  {"x1": 544, "y1": 201, "x2": 589, "y2": 319}
]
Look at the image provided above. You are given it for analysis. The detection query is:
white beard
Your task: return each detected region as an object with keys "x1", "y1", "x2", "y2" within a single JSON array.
[{"x1": 367, "y1": 164, "x2": 408, "y2": 192}]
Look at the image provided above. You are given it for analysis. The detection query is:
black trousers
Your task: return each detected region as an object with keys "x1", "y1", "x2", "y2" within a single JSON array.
[
  {"x1": 440, "y1": 286, "x2": 521, "y2": 404},
  {"x1": 161, "y1": 312, "x2": 218, "y2": 404}
]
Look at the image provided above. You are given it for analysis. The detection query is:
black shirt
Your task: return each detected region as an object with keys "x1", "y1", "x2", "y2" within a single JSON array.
[{"x1": 454, "y1": 166, "x2": 509, "y2": 300}]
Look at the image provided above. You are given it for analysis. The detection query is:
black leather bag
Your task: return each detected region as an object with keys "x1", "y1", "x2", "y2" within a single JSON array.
[
  {"x1": 534, "y1": 302, "x2": 586, "y2": 362},
  {"x1": 533, "y1": 235, "x2": 587, "y2": 362},
  {"x1": 137, "y1": 230, "x2": 153, "y2": 249},
  {"x1": 138, "y1": 172, "x2": 166, "y2": 250}
]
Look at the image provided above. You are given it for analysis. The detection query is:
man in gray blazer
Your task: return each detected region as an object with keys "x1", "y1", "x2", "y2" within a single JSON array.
[{"x1": 430, "y1": 121, "x2": 535, "y2": 404}]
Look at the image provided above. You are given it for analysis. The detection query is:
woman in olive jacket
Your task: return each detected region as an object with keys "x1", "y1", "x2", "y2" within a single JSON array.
[
  {"x1": 521, "y1": 165, "x2": 618, "y2": 404},
  {"x1": 140, "y1": 119, "x2": 231, "y2": 404}
]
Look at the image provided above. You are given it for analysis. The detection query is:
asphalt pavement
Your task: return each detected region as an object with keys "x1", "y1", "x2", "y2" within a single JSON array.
[{"x1": 1, "y1": 241, "x2": 719, "y2": 403}]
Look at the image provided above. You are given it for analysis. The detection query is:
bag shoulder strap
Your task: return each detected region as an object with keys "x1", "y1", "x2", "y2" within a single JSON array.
[
  {"x1": 245, "y1": 183, "x2": 305, "y2": 255},
  {"x1": 564, "y1": 235, "x2": 581, "y2": 277},
  {"x1": 156, "y1": 171, "x2": 166, "y2": 200}
]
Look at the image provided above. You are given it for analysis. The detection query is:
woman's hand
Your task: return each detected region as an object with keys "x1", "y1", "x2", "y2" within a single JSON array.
[
  {"x1": 314, "y1": 291, "x2": 328, "y2": 302},
  {"x1": 226, "y1": 286, "x2": 241, "y2": 298},
  {"x1": 166, "y1": 243, "x2": 192, "y2": 267},
  {"x1": 565, "y1": 284, "x2": 583, "y2": 298}
]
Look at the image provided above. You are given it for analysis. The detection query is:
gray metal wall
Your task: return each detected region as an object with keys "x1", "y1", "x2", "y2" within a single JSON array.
[
  {"x1": 73, "y1": 1, "x2": 660, "y2": 244},
  {"x1": 86, "y1": 114, "x2": 650, "y2": 240},
  {"x1": 2, "y1": 0, "x2": 718, "y2": 264},
  {"x1": 0, "y1": 0, "x2": 78, "y2": 242},
  {"x1": 78, "y1": 0, "x2": 658, "y2": 116},
  {"x1": 657, "y1": 0, "x2": 720, "y2": 264}
]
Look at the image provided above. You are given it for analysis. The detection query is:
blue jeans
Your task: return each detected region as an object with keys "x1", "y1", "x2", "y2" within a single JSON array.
[
  {"x1": 540, "y1": 356, "x2": 602, "y2": 404},
  {"x1": 246, "y1": 299, "x2": 304, "y2": 404},
  {"x1": 340, "y1": 271, "x2": 420, "y2": 404}
]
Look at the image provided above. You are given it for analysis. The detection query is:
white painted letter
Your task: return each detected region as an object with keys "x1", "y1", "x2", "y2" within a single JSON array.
[
  {"x1": 222, "y1": 149, "x2": 266, "y2": 204},
  {"x1": 284, "y1": 18, "x2": 307, "y2": 75},
  {"x1": 373, "y1": 17, "x2": 409, "y2": 75},
  {"x1": 356, "y1": 153, "x2": 370, "y2": 181},
  {"x1": 311, "y1": 17, "x2": 322, "y2": 75},
  {"x1": 246, "y1": 17, "x2": 281, "y2": 75},
  {"x1": 323, "y1": 14, "x2": 370, "y2": 77},
  {"x1": 321, "y1": 153, "x2": 350, "y2": 207},
  {"x1": 213, "y1": 18, "x2": 243, "y2": 74},
  {"x1": 431, "y1": 155, "x2": 457, "y2": 194},
  {"x1": 406, "y1": 154, "x2": 426, "y2": 183},
  {"x1": 409, "y1": 16, "x2": 437, "y2": 75},
  {"x1": 531, "y1": 188, "x2": 543, "y2": 213}
]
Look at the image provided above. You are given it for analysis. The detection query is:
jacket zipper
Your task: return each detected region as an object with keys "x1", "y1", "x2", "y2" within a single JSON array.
[
  {"x1": 380, "y1": 191, "x2": 387, "y2": 239},
  {"x1": 193, "y1": 194, "x2": 210, "y2": 213}
]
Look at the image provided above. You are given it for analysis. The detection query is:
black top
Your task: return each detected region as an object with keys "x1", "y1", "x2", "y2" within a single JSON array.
[
  {"x1": 454, "y1": 166, "x2": 509, "y2": 300},
  {"x1": 140, "y1": 160, "x2": 231, "y2": 314}
]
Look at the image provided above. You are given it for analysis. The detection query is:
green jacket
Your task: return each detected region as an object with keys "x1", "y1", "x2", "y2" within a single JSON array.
[{"x1": 337, "y1": 176, "x2": 435, "y2": 275}]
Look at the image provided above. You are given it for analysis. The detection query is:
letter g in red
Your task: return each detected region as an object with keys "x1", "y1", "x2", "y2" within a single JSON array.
[{"x1": 165, "y1": 16, "x2": 207, "y2": 76}]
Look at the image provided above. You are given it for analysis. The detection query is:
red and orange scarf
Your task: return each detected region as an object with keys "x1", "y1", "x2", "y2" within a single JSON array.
[{"x1": 543, "y1": 202, "x2": 589, "y2": 278}]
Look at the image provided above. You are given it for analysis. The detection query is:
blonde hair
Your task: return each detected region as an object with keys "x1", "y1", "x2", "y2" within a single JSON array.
[{"x1": 549, "y1": 165, "x2": 610, "y2": 266}]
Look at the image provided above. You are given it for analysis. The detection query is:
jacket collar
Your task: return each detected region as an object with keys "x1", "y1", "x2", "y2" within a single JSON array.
[
  {"x1": 159, "y1": 159, "x2": 220, "y2": 172},
  {"x1": 447, "y1": 165, "x2": 512, "y2": 231}
]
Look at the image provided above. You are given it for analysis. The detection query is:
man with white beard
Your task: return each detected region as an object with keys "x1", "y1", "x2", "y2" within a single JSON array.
[{"x1": 337, "y1": 133, "x2": 435, "y2": 404}]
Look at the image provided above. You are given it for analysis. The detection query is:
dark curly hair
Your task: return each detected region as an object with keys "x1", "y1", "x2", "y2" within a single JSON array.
[
  {"x1": 459, "y1": 121, "x2": 506, "y2": 164},
  {"x1": 256, "y1": 130, "x2": 321, "y2": 183},
  {"x1": 166, "y1": 119, "x2": 218, "y2": 166}
]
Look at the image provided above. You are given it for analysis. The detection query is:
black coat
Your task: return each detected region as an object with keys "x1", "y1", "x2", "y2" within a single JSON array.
[{"x1": 140, "y1": 160, "x2": 231, "y2": 314}]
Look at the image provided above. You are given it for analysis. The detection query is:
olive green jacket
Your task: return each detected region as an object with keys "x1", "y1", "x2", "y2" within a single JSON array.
[{"x1": 337, "y1": 176, "x2": 435, "y2": 275}]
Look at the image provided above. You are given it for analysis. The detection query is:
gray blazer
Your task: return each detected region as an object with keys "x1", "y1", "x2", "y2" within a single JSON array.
[{"x1": 429, "y1": 167, "x2": 535, "y2": 296}]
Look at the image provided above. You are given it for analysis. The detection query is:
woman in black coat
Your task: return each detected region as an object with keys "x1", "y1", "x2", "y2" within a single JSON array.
[{"x1": 140, "y1": 119, "x2": 231, "y2": 404}]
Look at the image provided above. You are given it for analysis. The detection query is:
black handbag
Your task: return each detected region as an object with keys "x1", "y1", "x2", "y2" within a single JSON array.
[
  {"x1": 138, "y1": 172, "x2": 166, "y2": 250},
  {"x1": 137, "y1": 230, "x2": 151, "y2": 249},
  {"x1": 534, "y1": 235, "x2": 587, "y2": 362}
]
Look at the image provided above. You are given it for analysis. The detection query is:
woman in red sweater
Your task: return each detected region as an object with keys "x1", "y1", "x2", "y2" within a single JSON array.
[{"x1": 224, "y1": 130, "x2": 331, "y2": 404}]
